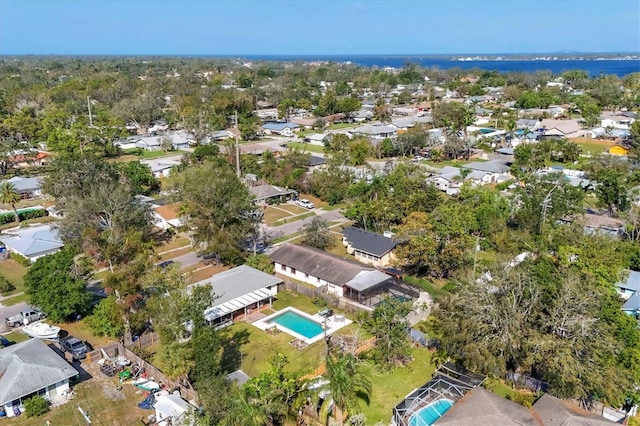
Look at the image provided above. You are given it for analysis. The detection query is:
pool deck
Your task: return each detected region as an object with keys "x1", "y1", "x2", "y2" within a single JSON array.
[{"x1": 252, "y1": 306, "x2": 352, "y2": 345}]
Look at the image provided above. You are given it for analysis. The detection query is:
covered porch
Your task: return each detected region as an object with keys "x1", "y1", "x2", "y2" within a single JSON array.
[
  {"x1": 343, "y1": 270, "x2": 420, "y2": 308},
  {"x1": 204, "y1": 288, "x2": 275, "y2": 329}
]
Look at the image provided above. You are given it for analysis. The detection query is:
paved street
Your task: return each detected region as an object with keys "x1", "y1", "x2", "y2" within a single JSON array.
[
  {"x1": 0, "y1": 301, "x2": 31, "y2": 333},
  {"x1": 264, "y1": 207, "x2": 348, "y2": 238},
  {"x1": 169, "y1": 251, "x2": 201, "y2": 268}
]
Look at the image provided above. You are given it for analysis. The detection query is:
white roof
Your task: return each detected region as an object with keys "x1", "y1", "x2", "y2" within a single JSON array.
[{"x1": 154, "y1": 393, "x2": 191, "y2": 417}]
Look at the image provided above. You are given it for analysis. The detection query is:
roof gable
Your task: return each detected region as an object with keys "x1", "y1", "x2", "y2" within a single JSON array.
[
  {"x1": 0, "y1": 224, "x2": 64, "y2": 257},
  {"x1": 269, "y1": 244, "x2": 373, "y2": 286},
  {"x1": 342, "y1": 226, "x2": 397, "y2": 257},
  {"x1": 532, "y1": 393, "x2": 616, "y2": 425},
  {"x1": 0, "y1": 339, "x2": 78, "y2": 405}
]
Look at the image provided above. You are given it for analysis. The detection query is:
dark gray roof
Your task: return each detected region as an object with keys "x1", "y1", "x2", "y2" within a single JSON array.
[
  {"x1": 249, "y1": 184, "x2": 297, "y2": 201},
  {"x1": 269, "y1": 244, "x2": 373, "y2": 286},
  {"x1": 435, "y1": 387, "x2": 539, "y2": 426},
  {"x1": 532, "y1": 393, "x2": 617, "y2": 425},
  {"x1": 189, "y1": 265, "x2": 282, "y2": 307},
  {"x1": 307, "y1": 155, "x2": 327, "y2": 167},
  {"x1": 342, "y1": 226, "x2": 397, "y2": 257},
  {"x1": 0, "y1": 339, "x2": 78, "y2": 405}
]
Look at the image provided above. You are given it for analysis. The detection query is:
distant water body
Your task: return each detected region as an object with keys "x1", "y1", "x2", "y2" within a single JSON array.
[{"x1": 241, "y1": 55, "x2": 640, "y2": 77}]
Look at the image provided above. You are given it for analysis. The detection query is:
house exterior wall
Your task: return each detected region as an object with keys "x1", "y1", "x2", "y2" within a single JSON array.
[
  {"x1": 274, "y1": 262, "x2": 342, "y2": 296},
  {"x1": 609, "y1": 145, "x2": 629, "y2": 156},
  {"x1": 2, "y1": 379, "x2": 70, "y2": 417},
  {"x1": 353, "y1": 249, "x2": 394, "y2": 268},
  {"x1": 428, "y1": 177, "x2": 450, "y2": 191}
]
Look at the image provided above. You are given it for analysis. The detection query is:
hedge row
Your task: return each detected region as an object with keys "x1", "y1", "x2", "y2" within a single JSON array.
[{"x1": 0, "y1": 208, "x2": 48, "y2": 225}]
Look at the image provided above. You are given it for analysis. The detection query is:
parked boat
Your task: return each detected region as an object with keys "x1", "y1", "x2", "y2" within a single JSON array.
[{"x1": 22, "y1": 322, "x2": 60, "y2": 340}]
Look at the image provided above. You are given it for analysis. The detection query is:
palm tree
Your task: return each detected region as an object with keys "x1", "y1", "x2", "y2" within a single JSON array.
[
  {"x1": 221, "y1": 385, "x2": 287, "y2": 426},
  {"x1": 0, "y1": 182, "x2": 20, "y2": 223},
  {"x1": 324, "y1": 352, "x2": 372, "y2": 426}
]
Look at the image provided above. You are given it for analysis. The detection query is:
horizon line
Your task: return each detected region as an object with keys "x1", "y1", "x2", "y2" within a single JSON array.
[{"x1": 1, "y1": 51, "x2": 639, "y2": 58}]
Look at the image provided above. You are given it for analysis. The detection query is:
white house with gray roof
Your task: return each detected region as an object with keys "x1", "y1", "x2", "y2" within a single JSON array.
[
  {"x1": 141, "y1": 155, "x2": 183, "y2": 178},
  {"x1": 0, "y1": 224, "x2": 64, "y2": 262},
  {"x1": 188, "y1": 265, "x2": 282, "y2": 328},
  {"x1": 0, "y1": 339, "x2": 78, "y2": 417},
  {"x1": 2, "y1": 176, "x2": 43, "y2": 199}
]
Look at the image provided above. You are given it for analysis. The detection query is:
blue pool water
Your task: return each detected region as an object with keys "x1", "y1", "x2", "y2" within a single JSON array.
[
  {"x1": 269, "y1": 311, "x2": 324, "y2": 339},
  {"x1": 409, "y1": 399, "x2": 454, "y2": 426},
  {"x1": 478, "y1": 128, "x2": 497, "y2": 134}
]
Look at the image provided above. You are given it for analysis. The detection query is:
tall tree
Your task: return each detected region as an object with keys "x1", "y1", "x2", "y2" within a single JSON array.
[
  {"x1": 24, "y1": 247, "x2": 92, "y2": 322},
  {"x1": 170, "y1": 159, "x2": 256, "y2": 264},
  {"x1": 302, "y1": 217, "x2": 334, "y2": 250},
  {"x1": 365, "y1": 297, "x2": 412, "y2": 367},
  {"x1": 324, "y1": 352, "x2": 372, "y2": 426}
]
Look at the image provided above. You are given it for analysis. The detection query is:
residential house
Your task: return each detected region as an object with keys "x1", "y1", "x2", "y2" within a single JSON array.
[
  {"x1": 153, "y1": 392, "x2": 195, "y2": 426},
  {"x1": 0, "y1": 224, "x2": 64, "y2": 262},
  {"x1": 609, "y1": 141, "x2": 632, "y2": 156},
  {"x1": 0, "y1": 339, "x2": 78, "y2": 418},
  {"x1": 9, "y1": 150, "x2": 51, "y2": 168},
  {"x1": 516, "y1": 119, "x2": 540, "y2": 131},
  {"x1": 390, "y1": 116, "x2": 432, "y2": 134},
  {"x1": 616, "y1": 270, "x2": 640, "y2": 319},
  {"x1": 141, "y1": 155, "x2": 183, "y2": 178},
  {"x1": 601, "y1": 111, "x2": 636, "y2": 130},
  {"x1": 461, "y1": 159, "x2": 512, "y2": 182},
  {"x1": 306, "y1": 155, "x2": 327, "y2": 170},
  {"x1": 261, "y1": 122, "x2": 300, "y2": 137},
  {"x1": 269, "y1": 243, "x2": 393, "y2": 300},
  {"x1": 351, "y1": 124, "x2": 397, "y2": 139},
  {"x1": 209, "y1": 130, "x2": 233, "y2": 142},
  {"x1": 341, "y1": 226, "x2": 398, "y2": 268},
  {"x1": 435, "y1": 387, "x2": 617, "y2": 426},
  {"x1": 538, "y1": 119, "x2": 585, "y2": 139},
  {"x1": 351, "y1": 109, "x2": 374, "y2": 122},
  {"x1": 153, "y1": 203, "x2": 184, "y2": 231},
  {"x1": 135, "y1": 132, "x2": 193, "y2": 151},
  {"x1": 249, "y1": 184, "x2": 297, "y2": 205},
  {"x1": 187, "y1": 265, "x2": 282, "y2": 328},
  {"x1": 559, "y1": 213, "x2": 625, "y2": 238},
  {"x1": 304, "y1": 133, "x2": 329, "y2": 146},
  {"x1": 134, "y1": 137, "x2": 162, "y2": 151},
  {"x1": 2, "y1": 176, "x2": 42, "y2": 199},
  {"x1": 427, "y1": 166, "x2": 464, "y2": 195}
]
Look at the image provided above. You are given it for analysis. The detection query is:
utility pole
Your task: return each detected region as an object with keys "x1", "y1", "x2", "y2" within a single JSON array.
[
  {"x1": 87, "y1": 96, "x2": 93, "y2": 127},
  {"x1": 234, "y1": 110, "x2": 241, "y2": 178}
]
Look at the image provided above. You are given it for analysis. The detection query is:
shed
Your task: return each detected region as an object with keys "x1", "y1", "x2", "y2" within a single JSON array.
[{"x1": 154, "y1": 392, "x2": 194, "y2": 426}]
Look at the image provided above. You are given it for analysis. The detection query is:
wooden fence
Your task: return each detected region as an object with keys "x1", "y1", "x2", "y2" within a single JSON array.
[
  {"x1": 300, "y1": 337, "x2": 376, "y2": 381},
  {"x1": 86, "y1": 342, "x2": 198, "y2": 402}
]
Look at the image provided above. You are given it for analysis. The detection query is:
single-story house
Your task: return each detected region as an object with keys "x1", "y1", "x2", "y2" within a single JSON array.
[
  {"x1": 435, "y1": 387, "x2": 617, "y2": 426},
  {"x1": 135, "y1": 132, "x2": 193, "y2": 151},
  {"x1": 0, "y1": 224, "x2": 64, "y2": 262},
  {"x1": 559, "y1": 213, "x2": 625, "y2": 239},
  {"x1": 351, "y1": 124, "x2": 397, "y2": 139},
  {"x1": 609, "y1": 141, "x2": 632, "y2": 156},
  {"x1": 188, "y1": 265, "x2": 282, "y2": 328},
  {"x1": 427, "y1": 166, "x2": 463, "y2": 195},
  {"x1": 153, "y1": 203, "x2": 184, "y2": 230},
  {"x1": 261, "y1": 122, "x2": 300, "y2": 137},
  {"x1": 390, "y1": 116, "x2": 432, "y2": 133},
  {"x1": 342, "y1": 226, "x2": 398, "y2": 268},
  {"x1": 154, "y1": 392, "x2": 195, "y2": 426},
  {"x1": 135, "y1": 137, "x2": 162, "y2": 151},
  {"x1": 209, "y1": 130, "x2": 233, "y2": 142},
  {"x1": 538, "y1": 119, "x2": 585, "y2": 139},
  {"x1": 9, "y1": 150, "x2": 51, "y2": 168},
  {"x1": 461, "y1": 159, "x2": 512, "y2": 182},
  {"x1": 601, "y1": 111, "x2": 635, "y2": 130},
  {"x1": 516, "y1": 119, "x2": 539, "y2": 130},
  {"x1": 306, "y1": 155, "x2": 327, "y2": 170},
  {"x1": 249, "y1": 184, "x2": 297, "y2": 205},
  {"x1": 616, "y1": 270, "x2": 640, "y2": 318},
  {"x1": 0, "y1": 339, "x2": 78, "y2": 417},
  {"x1": 304, "y1": 133, "x2": 329, "y2": 146},
  {"x1": 269, "y1": 244, "x2": 396, "y2": 302},
  {"x1": 2, "y1": 176, "x2": 43, "y2": 199},
  {"x1": 141, "y1": 156, "x2": 183, "y2": 178}
]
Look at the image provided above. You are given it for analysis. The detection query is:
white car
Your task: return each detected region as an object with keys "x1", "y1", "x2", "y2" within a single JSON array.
[{"x1": 295, "y1": 199, "x2": 315, "y2": 209}]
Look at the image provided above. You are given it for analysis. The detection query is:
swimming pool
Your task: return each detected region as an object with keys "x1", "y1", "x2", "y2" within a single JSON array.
[
  {"x1": 478, "y1": 128, "x2": 496, "y2": 134},
  {"x1": 269, "y1": 310, "x2": 324, "y2": 339},
  {"x1": 408, "y1": 399, "x2": 454, "y2": 426}
]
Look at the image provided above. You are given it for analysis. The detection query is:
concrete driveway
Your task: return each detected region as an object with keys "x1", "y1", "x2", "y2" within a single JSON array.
[{"x1": 0, "y1": 301, "x2": 32, "y2": 333}]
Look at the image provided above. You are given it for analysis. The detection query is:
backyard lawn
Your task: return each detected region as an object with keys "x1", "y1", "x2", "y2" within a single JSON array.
[
  {"x1": 287, "y1": 141, "x2": 325, "y2": 154},
  {"x1": 361, "y1": 347, "x2": 435, "y2": 424},
  {"x1": 573, "y1": 140, "x2": 611, "y2": 155},
  {"x1": 0, "y1": 259, "x2": 28, "y2": 295}
]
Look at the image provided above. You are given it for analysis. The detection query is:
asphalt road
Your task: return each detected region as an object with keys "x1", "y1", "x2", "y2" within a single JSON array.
[
  {"x1": 169, "y1": 251, "x2": 202, "y2": 269},
  {"x1": 0, "y1": 301, "x2": 31, "y2": 333},
  {"x1": 264, "y1": 207, "x2": 347, "y2": 238}
]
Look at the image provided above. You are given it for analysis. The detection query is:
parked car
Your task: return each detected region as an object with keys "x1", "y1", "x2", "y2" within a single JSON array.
[
  {"x1": 59, "y1": 336, "x2": 89, "y2": 360},
  {"x1": 157, "y1": 260, "x2": 175, "y2": 269},
  {"x1": 4, "y1": 309, "x2": 46, "y2": 327},
  {"x1": 295, "y1": 199, "x2": 315, "y2": 209}
]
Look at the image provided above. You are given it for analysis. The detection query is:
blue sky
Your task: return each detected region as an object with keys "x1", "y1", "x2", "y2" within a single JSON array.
[{"x1": 1, "y1": 0, "x2": 639, "y2": 55}]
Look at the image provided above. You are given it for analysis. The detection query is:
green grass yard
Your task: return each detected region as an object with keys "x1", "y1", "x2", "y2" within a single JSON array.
[
  {"x1": 2, "y1": 293, "x2": 30, "y2": 306},
  {"x1": 361, "y1": 348, "x2": 435, "y2": 424},
  {"x1": 0, "y1": 259, "x2": 27, "y2": 295},
  {"x1": 287, "y1": 141, "x2": 325, "y2": 154}
]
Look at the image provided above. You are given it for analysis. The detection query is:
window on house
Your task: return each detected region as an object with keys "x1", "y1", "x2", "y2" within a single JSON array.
[{"x1": 290, "y1": 267, "x2": 296, "y2": 274}]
